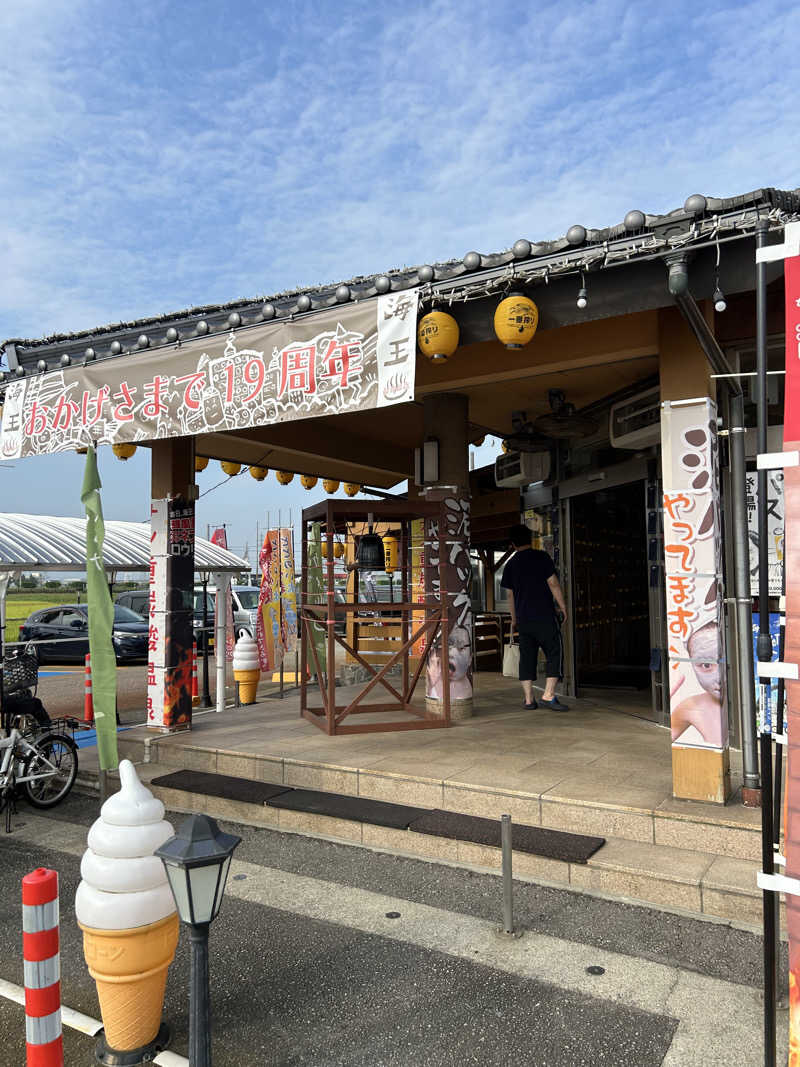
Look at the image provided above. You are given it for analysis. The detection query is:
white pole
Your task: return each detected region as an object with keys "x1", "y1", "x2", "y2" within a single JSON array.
[{"x1": 213, "y1": 571, "x2": 230, "y2": 714}]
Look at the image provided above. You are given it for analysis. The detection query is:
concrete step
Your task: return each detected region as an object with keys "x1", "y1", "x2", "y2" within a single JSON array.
[
  {"x1": 85, "y1": 757, "x2": 768, "y2": 931},
  {"x1": 116, "y1": 733, "x2": 764, "y2": 865}
]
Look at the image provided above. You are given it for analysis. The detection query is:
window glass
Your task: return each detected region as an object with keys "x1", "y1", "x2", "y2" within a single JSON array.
[
  {"x1": 59, "y1": 609, "x2": 86, "y2": 628},
  {"x1": 113, "y1": 605, "x2": 145, "y2": 624},
  {"x1": 233, "y1": 589, "x2": 259, "y2": 610}
]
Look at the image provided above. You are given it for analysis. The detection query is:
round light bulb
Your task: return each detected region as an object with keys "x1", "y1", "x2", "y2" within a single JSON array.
[
  {"x1": 576, "y1": 288, "x2": 588, "y2": 310},
  {"x1": 713, "y1": 287, "x2": 726, "y2": 313}
]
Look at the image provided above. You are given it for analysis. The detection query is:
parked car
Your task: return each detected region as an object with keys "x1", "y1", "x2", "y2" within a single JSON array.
[
  {"x1": 194, "y1": 584, "x2": 261, "y2": 639},
  {"x1": 114, "y1": 588, "x2": 215, "y2": 651},
  {"x1": 19, "y1": 604, "x2": 148, "y2": 665}
]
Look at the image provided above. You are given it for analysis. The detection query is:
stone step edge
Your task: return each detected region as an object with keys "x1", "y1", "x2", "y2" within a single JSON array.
[
  {"x1": 116, "y1": 734, "x2": 761, "y2": 839},
  {"x1": 143, "y1": 779, "x2": 766, "y2": 931}
]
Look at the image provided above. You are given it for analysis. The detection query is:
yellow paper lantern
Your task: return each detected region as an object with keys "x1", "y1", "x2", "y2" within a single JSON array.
[
  {"x1": 417, "y1": 310, "x2": 459, "y2": 362},
  {"x1": 382, "y1": 535, "x2": 399, "y2": 574},
  {"x1": 343, "y1": 482, "x2": 360, "y2": 497},
  {"x1": 249, "y1": 465, "x2": 268, "y2": 481},
  {"x1": 276, "y1": 471, "x2": 294, "y2": 485},
  {"x1": 221, "y1": 460, "x2": 241, "y2": 477},
  {"x1": 112, "y1": 443, "x2": 137, "y2": 461},
  {"x1": 195, "y1": 455, "x2": 210, "y2": 472},
  {"x1": 333, "y1": 541, "x2": 345, "y2": 559},
  {"x1": 322, "y1": 479, "x2": 339, "y2": 494},
  {"x1": 300, "y1": 475, "x2": 318, "y2": 490},
  {"x1": 493, "y1": 294, "x2": 539, "y2": 349}
]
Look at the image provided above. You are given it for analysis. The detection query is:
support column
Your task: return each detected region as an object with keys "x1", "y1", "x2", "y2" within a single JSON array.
[
  {"x1": 659, "y1": 307, "x2": 731, "y2": 803},
  {"x1": 147, "y1": 437, "x2": 196, "y2": 732},
  {"x1": 421, "y1": 394, "x2": 473, "y2": 720}
]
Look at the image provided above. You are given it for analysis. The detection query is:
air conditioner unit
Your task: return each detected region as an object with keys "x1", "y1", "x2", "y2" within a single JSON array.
[
  {"x1": 494, "y1": 450, "x2": 550, "y2": 488},
  {"x1": 609, "y1": 386, "x2": 661, "y2": 449}
]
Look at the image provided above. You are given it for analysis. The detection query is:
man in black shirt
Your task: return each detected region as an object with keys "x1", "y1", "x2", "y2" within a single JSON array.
[{"x1": 500, "y1": 523, "x2": 568, "y2": 711}]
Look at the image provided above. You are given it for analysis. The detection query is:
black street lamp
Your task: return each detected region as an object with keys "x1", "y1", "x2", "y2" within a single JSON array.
[{"x1": 156, "y1": 814, "x2": 241, "y2": 1067}]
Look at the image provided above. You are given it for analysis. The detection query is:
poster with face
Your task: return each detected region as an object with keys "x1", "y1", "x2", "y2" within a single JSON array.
[{"x1": 661, "y1": 399, "x2": 728, "y2": 751}]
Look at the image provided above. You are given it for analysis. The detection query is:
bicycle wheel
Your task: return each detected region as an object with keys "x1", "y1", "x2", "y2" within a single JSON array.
[{"x1": 23, "y1": 732, "x2": 78, "y2": 808}]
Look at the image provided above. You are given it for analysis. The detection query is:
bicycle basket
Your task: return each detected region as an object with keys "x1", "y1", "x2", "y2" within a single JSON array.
[{"x1": 2, "y1": 651, "x2": 39, "y2": 696}]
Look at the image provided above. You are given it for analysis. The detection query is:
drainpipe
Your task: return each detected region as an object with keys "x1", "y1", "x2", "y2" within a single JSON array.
[{"x1": 729, "y1": 393, "x2": 760, "y2": 800}]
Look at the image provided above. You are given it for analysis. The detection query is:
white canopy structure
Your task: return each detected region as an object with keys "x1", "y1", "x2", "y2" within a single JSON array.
[{"x1": 0, "y1": 513, "x2": 247, "y2": 574}]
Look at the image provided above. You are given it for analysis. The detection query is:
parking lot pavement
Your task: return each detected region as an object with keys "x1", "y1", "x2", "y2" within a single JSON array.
[{"x1": 0, "y1": 794, "x2": 784, "y2": 1067}]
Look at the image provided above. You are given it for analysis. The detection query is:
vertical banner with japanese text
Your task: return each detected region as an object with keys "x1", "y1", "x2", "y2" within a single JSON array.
[
  {"x1": 0, "y1": 292, "x2": 418, "y2": 458},
  {"x1": 661, "y1": 399, "x2": 728, "y2": 752},
  {"x1": 146, "y1": 497, "x2": 195, "y2": 731},
  {"x1": 781, "y1": 250, "x2": 800, "y2": 1063}
]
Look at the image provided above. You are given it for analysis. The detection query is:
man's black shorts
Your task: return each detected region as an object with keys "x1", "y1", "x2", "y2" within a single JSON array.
[{"x1": 518, "y1": 617, "x2": 563, "y2": 681}]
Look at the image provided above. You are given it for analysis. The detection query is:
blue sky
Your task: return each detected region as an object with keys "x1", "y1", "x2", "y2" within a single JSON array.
[{"x1": 1, "y1": 0, "x2": 798, "y2": 563}]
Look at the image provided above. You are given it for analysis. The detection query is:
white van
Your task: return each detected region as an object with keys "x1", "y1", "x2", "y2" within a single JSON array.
[{"x1": 194, "y1": 584, "x2": 261, "y2": 638}]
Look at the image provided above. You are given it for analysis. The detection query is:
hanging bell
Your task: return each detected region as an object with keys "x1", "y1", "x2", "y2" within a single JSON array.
[{"x1": 357, "y1": 532, "x2": 386, "y2": 569}]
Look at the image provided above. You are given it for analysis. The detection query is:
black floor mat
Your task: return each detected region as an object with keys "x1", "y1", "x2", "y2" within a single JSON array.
[
  {"x1": 150, "y1": 770, "x2": 290, "y2": 805},
  {"x1": 408, "y1": 810, "x2": 605, "y2": 864},
  {"x1": 267, "y1": 788, "x2": 428, "y2": 829}
]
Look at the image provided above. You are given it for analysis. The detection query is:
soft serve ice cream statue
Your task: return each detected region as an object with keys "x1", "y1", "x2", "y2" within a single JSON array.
[
  {"x1": 75, "y1": 760, "x2": 178, "y2": 1055},
  {"x1": 232, "y1": 633, "x2": 261, "y2": 704}
]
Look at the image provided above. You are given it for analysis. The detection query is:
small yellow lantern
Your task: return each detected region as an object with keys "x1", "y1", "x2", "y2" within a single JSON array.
[
  {"x1": 112, "y1": 443, "x2": 137, "y2": 461},
  {"x1": 75, "y1": 446, "x2": 88, "y2": 455},
  {"x1": 221, "y1": 460, "x2": 241, "y2": 477},
  {"x1": 382, "y1": 535, "x2": 399, "y2": 574},
  {"x1": 417, "y1": 310, "x2": 459, "y2": 362},
  {"x1": 333, "y1": 541, "x2": 345, "y2": 559},
  {"x1": 300, "y1": 475, "x2": 318, "y2": 490},
  {"x1": 493, "y1": 294, "x2": 539, "y2": 349},
  {"x1": 276, "y1": 471, "x2": 294, "y2": 485},
  {"x1": 249, "y1": 465, "x2": 268, "y2": 481},
  {"x1": 195, "y1": 455, "x2": 210, "y2": 473},
  {"x1": 343, "y1": 482, "x2": 360, "y2": 497},
  {"x1": 322, "y1": 479, "x2": 339, "y2": 494}
]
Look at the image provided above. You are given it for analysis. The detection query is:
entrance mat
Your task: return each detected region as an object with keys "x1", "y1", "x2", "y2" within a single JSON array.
[
  {"x1": 267, "y1": 788, "x2": 428, "y2": 830},
  {"x1": 150, "y1": 770, "x2": 290, "y2": 806},
  {"x1": 408, "y1": 810, "x2": 605, "y2": 865}
]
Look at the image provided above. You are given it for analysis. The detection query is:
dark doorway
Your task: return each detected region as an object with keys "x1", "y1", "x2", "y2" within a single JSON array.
[{"x1": 571, "y1": 481, "x2": 650, "y2": 691}]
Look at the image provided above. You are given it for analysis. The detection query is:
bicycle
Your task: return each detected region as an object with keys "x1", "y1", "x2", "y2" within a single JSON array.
[{"x1": 0, "y1": 715, "x2": 79, "y2": 833}]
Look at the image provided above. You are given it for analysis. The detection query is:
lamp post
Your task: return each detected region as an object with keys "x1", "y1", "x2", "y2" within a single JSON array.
[{"x1": 156, "y1": 814, "x2": 241, "y2": 1067}]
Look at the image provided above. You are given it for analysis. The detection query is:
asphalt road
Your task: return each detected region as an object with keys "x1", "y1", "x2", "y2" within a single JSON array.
[{"x1": 0, "y1": 791, "x2": 783, "y2": 1066}]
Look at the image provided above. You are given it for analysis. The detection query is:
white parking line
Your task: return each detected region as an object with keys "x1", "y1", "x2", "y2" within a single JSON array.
[{"x1": 0, "y1": 978, "x2": 188, "y2": 1065}]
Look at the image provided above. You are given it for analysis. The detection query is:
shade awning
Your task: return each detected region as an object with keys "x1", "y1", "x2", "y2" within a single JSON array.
[{"x1": 0, "y1": 514, "x2": 248, "y2": 574}]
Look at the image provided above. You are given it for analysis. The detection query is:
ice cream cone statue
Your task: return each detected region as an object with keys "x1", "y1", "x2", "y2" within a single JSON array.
[
  {"x1": 75, "y1": 761, "x2": 178, "y2": 1056},
  {"x1": 233, "y1": 633, "x2": 260, "y2": 704}
]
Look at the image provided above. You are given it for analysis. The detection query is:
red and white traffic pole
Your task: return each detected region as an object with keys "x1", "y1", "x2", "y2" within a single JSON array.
[
  {"x1": 191, "y1": 640, "x2": 200, "y2": 707},
  {"x1": 83, "y1": 654, "x2": 94, "y2": 724},
  {"x1": 22, "y1": 867, "x2": 63, "y2": 1067}
]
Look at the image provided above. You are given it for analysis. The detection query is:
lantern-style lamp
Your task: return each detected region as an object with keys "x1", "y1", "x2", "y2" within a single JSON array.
[
  {"x1": 276, "y1": 471, "x2": 294, "y2": 485},
  {"x1": 156, "y1": 814, "x2": 241, "y2": 1067},
  {"x1": 195, "y1": 456, "x2": 210, "y2": 473},
  {"x1": 323, "y1": 479, "x2": 340, "y2": 494},
  {"x1": 343, "y1": 482, "x2": 360, "y2": 497},
  {"x1": 300, "y1": 475, "x2": 318, "y2": 490},
  {"x1": 417, "y1": 311, "x2": 459, "y2": 362},
  {"x1": 220, "y1": 461, "x2": 241, "y2": 477},
  {"x1": 249, "y1": 466, "x2": 268, "y2": 481},
  {"x1": 382, "y1": 535, "x2": 399, "y2": 574},
  {"x1": 333, "y1": 541, "x2": 345, "y2": 559},
  {"x1": 493, "y1": 293, "x2": 538, "y2": 349},
  {"x1": 112, "y1": 443, "x2": 137, "y2": 461}
]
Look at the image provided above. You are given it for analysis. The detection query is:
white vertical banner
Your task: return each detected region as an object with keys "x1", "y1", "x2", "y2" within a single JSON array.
[{"x1": 375, "y1": 292, "x2": 417, "y2": 406}]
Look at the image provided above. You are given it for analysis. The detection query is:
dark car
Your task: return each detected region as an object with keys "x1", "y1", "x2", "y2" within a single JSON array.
[
  {"x1": 114, "y1": 589, "x2": 215, "y2": 651},
  {"x1": 19, "y1": 604, "x2": 149, "y2": 665}
]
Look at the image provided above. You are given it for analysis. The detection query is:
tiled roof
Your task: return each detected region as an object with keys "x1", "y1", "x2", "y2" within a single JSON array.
[{"x1": 2, "y1": 186, "x2": 798, "y2": 376}]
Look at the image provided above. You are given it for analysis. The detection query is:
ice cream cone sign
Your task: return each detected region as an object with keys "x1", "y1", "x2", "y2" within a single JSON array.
[
  {"x1": 75, "y1": 761, "x2": 178, "y2": 1057},
  {"x1": 233, "y1": 633, "x2": 260, "y2": 704}
]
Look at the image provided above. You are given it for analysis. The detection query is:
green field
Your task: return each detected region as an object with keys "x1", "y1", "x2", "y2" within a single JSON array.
[{"x1": 4, "y1": 592, "x2": 82, "y2": 644}]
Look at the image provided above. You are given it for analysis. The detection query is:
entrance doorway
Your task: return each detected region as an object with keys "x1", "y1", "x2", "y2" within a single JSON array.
[{"x1": 570, "y1": 481, "x2": 650, "y2": 698}]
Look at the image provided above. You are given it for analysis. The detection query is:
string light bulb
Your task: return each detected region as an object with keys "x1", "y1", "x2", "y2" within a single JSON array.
[
  {"x1": 576, "y1": 273, "x2": 588, "y2": 310},
  {"x1": 713, "y1": 286, "x2": 727, "y2": 313}
]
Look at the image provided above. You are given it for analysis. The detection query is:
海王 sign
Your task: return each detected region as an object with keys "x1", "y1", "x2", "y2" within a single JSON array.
[{"x1": 0, "y1": 292, "x2": 418, "y2": 458}]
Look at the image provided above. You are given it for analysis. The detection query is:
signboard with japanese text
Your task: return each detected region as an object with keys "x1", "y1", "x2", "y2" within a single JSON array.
[
  {"x1": 424, "y1": 498, "x2": 473, "y2": 709},
  {"x1": 255, "y1": 528, "x2": 299, "y2": 672},
  {"x1": 661, "y1": 398, "x2": 728, "y2": 752},
  {"x1": 745, "y1": 470, "x2": 784, "y2": 595},
  {"x1": 0, "y1": 292, "x2": 418, "y2": 458}
]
